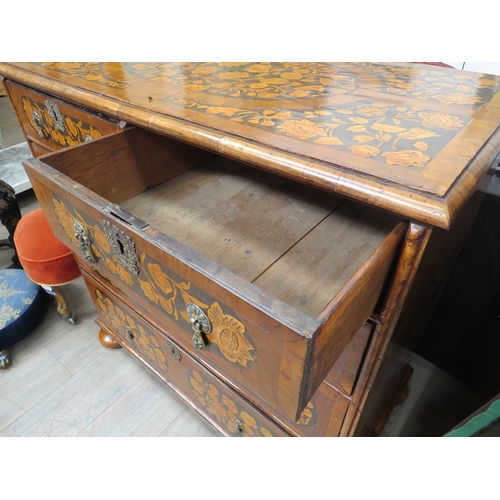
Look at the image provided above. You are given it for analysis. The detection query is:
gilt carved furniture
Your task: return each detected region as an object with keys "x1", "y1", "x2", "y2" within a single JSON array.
[{"x1": 1, "y1": 62, "x2": 499, "y2": 436}]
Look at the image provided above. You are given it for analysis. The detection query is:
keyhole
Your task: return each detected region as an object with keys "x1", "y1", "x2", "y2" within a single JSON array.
[{"x1": 118, "y1": 239, "x2": 125, "y2": 254}]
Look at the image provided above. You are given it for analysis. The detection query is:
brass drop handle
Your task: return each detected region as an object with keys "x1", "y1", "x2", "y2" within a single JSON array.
[
  {"x1": 73, "y1": 221, "x2": 97, "y2": 265},
  {"x1": 186, "y1": 303, "x2": 211, "y2": 351}
]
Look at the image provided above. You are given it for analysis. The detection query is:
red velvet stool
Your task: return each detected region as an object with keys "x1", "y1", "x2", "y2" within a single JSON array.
[{"x1": 13, "y1": 208, "x2": 81, "y2": 324}]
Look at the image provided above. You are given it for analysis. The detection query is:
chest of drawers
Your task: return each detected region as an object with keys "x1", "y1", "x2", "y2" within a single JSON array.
[{"x1": 2, "y1": 62, "x2": 500, "y2": 435}]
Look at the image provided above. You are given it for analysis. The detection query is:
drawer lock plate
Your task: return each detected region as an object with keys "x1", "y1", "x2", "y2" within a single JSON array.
[{"x1": 186, "y1": 303, "x2": 211, "y2": 350}]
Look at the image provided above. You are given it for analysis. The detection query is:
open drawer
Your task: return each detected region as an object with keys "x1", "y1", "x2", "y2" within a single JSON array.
[{"x1": 23, "y1": 127, "x2": 406, "y2": 421}]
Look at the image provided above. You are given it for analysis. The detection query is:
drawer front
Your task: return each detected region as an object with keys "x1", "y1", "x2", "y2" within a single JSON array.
[
  {"x1": 85, "y1": 274, "x2": 290, "y2": 437},
  {"x1": 26, "y1": 159, "x2": 311, "y2": 421},
  {"x1": 23, "y1": 129, "x2": 403, "y2": 422},
  {"x1": 5, "y1": 80, "x2": 120, "y2": 151}
]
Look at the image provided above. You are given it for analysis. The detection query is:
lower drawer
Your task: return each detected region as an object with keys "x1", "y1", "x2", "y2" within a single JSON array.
[
  {"x1": 85, "y1": 272, "x2": 359, "y2": 436},
  {"x1": 84, "y1": 273, "x2": 290, "y2": 437}
]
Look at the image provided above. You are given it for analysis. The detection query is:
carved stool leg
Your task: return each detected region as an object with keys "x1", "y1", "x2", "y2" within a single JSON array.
[
  {"x1": 43, "y1": 285, "x2": 76, "y2": 324},
  {"x1": 98, "y1": 329, "x2": 122, "y2": 349},
  {"x1": 0, "y1": 349, "x2": 12, "y2": 369}
]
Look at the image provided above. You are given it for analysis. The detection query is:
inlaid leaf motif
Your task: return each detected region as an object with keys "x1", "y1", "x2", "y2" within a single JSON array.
[
  {"x1": 349, "y1": 145, "x2": 380, "y2": 158},
  {"x1": 139, "y1": 279, "x2": 159, "y2": 304}
]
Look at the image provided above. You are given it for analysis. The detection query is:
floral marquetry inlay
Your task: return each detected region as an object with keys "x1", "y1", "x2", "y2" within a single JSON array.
[
  {"x1": 165, "y1": 97, "x2": 468, "y2": 169},
  {"x1": 354, "y1": 62, "x2": 500, "y2": 108},
  {"x1": 37, "y1": 62, "x2": 128, "y2": 89},
  {"x1": 95, "y1": 288, "x2": 169, "y2": 371},
  {"x1": 21, "y1": 96, "x2": 104, "y2": 147},
  {"x1": 189, "y1": 369, "x2": 276, "y2": 436},
  {"x1": 124, "y1": 62, "x2": 357, "y2": 99},
  {"x1": 51, "y1": 196, "x2": 257, "y2": 368}
]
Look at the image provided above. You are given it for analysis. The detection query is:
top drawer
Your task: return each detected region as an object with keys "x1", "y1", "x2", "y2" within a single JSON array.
[
  {"x1": 23, "y1": 127, "x2": 405, "y2": 422},
  {"x1": 4, "y1": 80, "x2": 120, "y2": 153}
]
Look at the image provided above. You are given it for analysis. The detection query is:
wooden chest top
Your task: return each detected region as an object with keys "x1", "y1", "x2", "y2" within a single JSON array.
[{"x1": 2, "y1": 62, "x2": 500, "y2": 228}]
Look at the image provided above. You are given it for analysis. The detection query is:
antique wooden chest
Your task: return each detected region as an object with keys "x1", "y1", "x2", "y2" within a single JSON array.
[{"x1": 2, "y1": 62, "x2": 500, "y2": 436}]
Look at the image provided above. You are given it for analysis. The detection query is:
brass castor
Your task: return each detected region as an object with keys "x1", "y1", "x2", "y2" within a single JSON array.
[{"x1": 0, "y1": 349, "x2": 12, "y2": 369}]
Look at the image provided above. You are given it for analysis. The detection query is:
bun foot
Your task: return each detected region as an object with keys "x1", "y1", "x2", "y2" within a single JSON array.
[{"x1": 98, "y1": 329, "x2": 122, "y2": 349}]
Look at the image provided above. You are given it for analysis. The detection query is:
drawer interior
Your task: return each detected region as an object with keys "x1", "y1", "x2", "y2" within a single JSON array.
[{"x1": 40, "y1": 127, "x2": 401, "y2": 319}]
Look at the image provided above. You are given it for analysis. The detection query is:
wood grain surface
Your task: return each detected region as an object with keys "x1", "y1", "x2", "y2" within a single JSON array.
[{"x1": 2, "y1": 62, "x2": 500, "y2": 227}]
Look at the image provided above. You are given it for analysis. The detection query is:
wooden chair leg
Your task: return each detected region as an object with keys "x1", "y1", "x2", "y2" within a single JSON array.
[{"x1": 48, "y1": 285, "x2": 76, "y2": 324}]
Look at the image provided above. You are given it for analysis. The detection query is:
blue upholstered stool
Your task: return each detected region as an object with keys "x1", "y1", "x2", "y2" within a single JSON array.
[{"x1": 0, "y1": 269, "x2": 47, "y2": 368}]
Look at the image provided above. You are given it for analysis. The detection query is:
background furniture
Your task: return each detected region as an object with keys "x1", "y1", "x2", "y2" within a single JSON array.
[
  {"x1": 0, "y1": 269, "x2": 46, "y2": 368},
  {"x1": 0, "y1": 180, "x2": 21, "y2": 268},
  {"x1": 14, "y1": 208, "x2": 81, "y2": 324},
  {"x1": 1, "y1": 62, "x2": 499, "y2": 436}
]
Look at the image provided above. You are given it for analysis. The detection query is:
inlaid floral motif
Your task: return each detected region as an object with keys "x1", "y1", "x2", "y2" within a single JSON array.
[
  {"x1": 51, "y1": 197, "x2": 257, "y2": 368},
  {"x1": 21, "y1": 96, "x2": 104, "y2": 147},
  {"x1": 125, "y1": 62, "x2": 357, "y2": 99},
  {"x1": 206, "y1": 303, "x2": 256, "y2": 368},
  {"x1": 354, "y1": 62, "x2": 500, "y2": 108},
  {"x1": 95, "y1": 288, "x2": 169, "y2": 371},
  {"x1": 37, "y1": 62, "x2": 128, "y2": 89},
  {"x1": 189, "y1": 369, "x2": 275, "y2": 436},
  {"x1": 165, "y1": 97, "x2": 468, "y2": 169},
  {"x1": 297, "y1": 401, "x2": 318, "y2": 427}
]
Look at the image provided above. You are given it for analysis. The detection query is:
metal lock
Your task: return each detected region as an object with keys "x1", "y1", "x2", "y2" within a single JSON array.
[
  {"x1": 125, "y1": 326, "x2": 135, "y2": 340},
  {"x1": 166, "y1": 340, "x2": 181, "y2": 361},
  {"x1": 74, "y1": 221, "x2": 97, "y2": 265},
  {"x1": 234, "y1": 418, "x2": 244, "y2": 436},
  {"x1": 186, "y1": 303, "x2": 211, "y2": 350},
  {"x1": 101, "y1": 220, "x2": 140, "y2": 275}
]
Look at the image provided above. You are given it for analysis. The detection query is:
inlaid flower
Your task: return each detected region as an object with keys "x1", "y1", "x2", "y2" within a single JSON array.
[
  {"x1": 52, "y1": 199, "x2": 79, "y2": 244},
  {"x1": 398, "y1": 127, "x2": 440, "y2": 140},
  {"x1": 381, "y1": 150, "x2": 431, "y2": 167},
  {"x1": 434, "y1": 93, "x2": 481, "y2": 106},
  {"x1": 349, "y1": 145, "x2": 380, "y2": 158},
  {"x1": 370, "y1": 123, "x2": 406, "y2": 133},
  {"x1": 278, "y1": 119, "x2": 327, "y2": 140},
  {"x1": 149, "y1": 263, "x2": 173, "y2": 295},
  {"x1": 418, "y1": 112, "x2": 464, "y2": 130},
  {"x1": 357, "y1": 107, "x2": 386, "y2": 116},
  {"x1": 207, "y1": 302, "x2": 256, "y2": 367}
]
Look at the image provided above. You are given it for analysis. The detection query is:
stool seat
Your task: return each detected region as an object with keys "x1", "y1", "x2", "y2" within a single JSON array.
[
  {"x1": 14, "y1": 209, "x2": 81, "y2": 286},
  {"x1": 13, "y1": 208, "x2": 81, "y2": 324},
  {"x1": 0, "y1": 269, "x2": 47, "y2": 368}
]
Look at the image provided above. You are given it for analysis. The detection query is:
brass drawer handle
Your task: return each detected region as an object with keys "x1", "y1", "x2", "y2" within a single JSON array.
[
  {"x1": 73, "y1": 221, "x2": 97, "y2": 265},
  {"x1": 186, "y1": 303, "x2": 211, "y2": 350}
]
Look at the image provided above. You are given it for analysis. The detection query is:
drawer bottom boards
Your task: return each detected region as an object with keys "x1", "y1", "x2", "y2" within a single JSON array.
[{"x1": 84, "y1": 273, "x2": 357, "y2": 437}]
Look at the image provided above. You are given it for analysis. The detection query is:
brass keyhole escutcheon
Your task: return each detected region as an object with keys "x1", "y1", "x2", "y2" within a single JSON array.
[
  {"x1": 125, "y1": 326, "x2": 134, "y2": 340},
  {"x1": 101, "y1": 220, "x2": 140, "y2": 275},
  {"x1": 186, "y1": 304, "x2": 211, "y2": 351},
  {"x1": 166, "y1": 341, "x2": 181, "y2": 361},
  {"x1": 234, "y1": 419, "x2": 244, "y2": 436}
]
